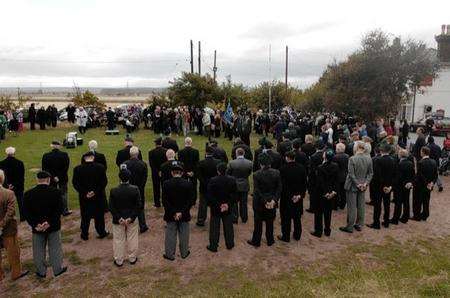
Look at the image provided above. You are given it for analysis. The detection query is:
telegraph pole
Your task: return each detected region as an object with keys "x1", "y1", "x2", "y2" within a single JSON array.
[
  {"x1": 198, "y1": 41, "x2": 201, "y2": 75},
  {"x1": 190, "y1": 40, "x2": 194, "y2": 74},
  {"x1": 268, "y1": 44, "x2": 272, "y2": 114},
  {"x1": 285, "y1": 46, "x2": 288, "y2": 93},
  {"x1": 213, "y1": 50, "x2": 217, "y2": 82}
]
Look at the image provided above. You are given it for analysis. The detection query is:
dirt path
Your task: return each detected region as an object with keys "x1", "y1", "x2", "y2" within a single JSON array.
[{"x1": 2, "y1": 176, "x2": 450, "y2": 296}]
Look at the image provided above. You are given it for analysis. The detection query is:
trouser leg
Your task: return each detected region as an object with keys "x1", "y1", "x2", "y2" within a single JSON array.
[
  {"x1": 197, "y1": 192, "x2": 207, "y2": 225},
  {"x1": 3, "y1": 235, "x2": 22, "y2": 280},
  {"x1": 126, "y1": 221, "x2": 139, "y2": 262},
  {"x1": 323, "y1": 202, "x2": 332, "y2": 235},
  {"x1": 292, "y1": 212, "x2": 302, "y2": 240},
  {"x1": 346, "y1": 191, "x2": 357, "y2": 230},
  {"x1": 382, "y1": 193, "x2": 391, "y2": 225},
  {"x1": 113, "y1": 224, "x2": 126, "y2": 264},
  {"x1": 80, "y1": 209, "x2": 91, "y2": 237},
  {"x1": 239, "y1": 192, "x2": 248, "y2": 222},
  {"x1": 94, "y1": 211, "x2": 107, "y2": 236},
  {"x1": 231, "y1": 202, "x2": 239, "y2": 223},
  {"x1": 222, "y1": 213, "x2": 234, "y2": 249},
  {"x1": 280, "y1": 205, "x2": 290, "y2": 241},
  {"x1": 401, "y1": 189, "x2": 411, "y2": 221},
  {"x1": 47, "y1": 231, "x2": 64, "y2": 275},
  {"x1": 436, "y1": 176, "x2": 443, "y2": 188},
  {"x1": 15, "y1": 190, "x2": 25, "y2": 222},
  {"x1": 373, "y1": 192, "x2": 382, "y2": 226},
  {"x1": 32, "y1": 233, "x2": 47, "y2": 276},
  {"x1": 356, "y1": 191, "x2": 366, "y2": 227},
  {"x1": 338, "y1": 182, "x2": 346, "y2": 209},
  {"x1": 178, "y1": 222, "x2": 190, "y2": 258},
  {"x1": 392, "y1": 189, "x2": 402, "y2": 221},
  {"x1": 138, "y1": 192, "x2": 148, "y2": 230},
  {"x1": 209, "y1": 215, "x2": 220, "y2": 249},
  {"x1": 422, "y1": 189, "x2": 431, "y2": 220},
  {"x1": 251, "y1": 212, "x2": 263, "y2": 245},
  {"x1": 164, "y1": 222, "x2": 177, "y2": 259},
  {"x1": 412, "y1": 186, "x2": 421, "y2": 219},
  {"x1": 151, "y1": 170, "x2": 161, "y2": 206},
  {"x1": 314, "y1": 203, "x2": 323, "y2": 235},
  {"x1": 59, "y1": 183, "x2": 69, "y2": 213},
  {"x1": 265, "y1": 219, "x2": 274, "y2": 245}
]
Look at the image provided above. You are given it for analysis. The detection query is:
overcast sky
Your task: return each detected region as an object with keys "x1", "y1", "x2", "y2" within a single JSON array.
[{"x1": 0, "y1": 0, "x2": 448, "y2": 88}]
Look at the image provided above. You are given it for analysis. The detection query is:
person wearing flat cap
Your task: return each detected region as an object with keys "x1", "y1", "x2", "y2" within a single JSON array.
[
  {"x1": 41, "y1": 140, "x2": 71, "y2": 216},
  {"x1": 247, "y1": 152, "x2": 281, "y2": 247},
  {"x1": 23, "y1": 170, "x2": 67, "y2": 278},
  {"x1": 109, "y1": 169, "x2": 141, "y2": 267},
  {"x1": 162, "y1": 161, "x2": 194, "y2": 260},
  {"x1": 148, "y1": 137, "x2": 167, "y2": 208},
  {"x1": 73, "y1": 151, "x2": 109, "y2": 241},
  {"x1": 115, "y1": 136, "x2": 142, "y2": 167}
]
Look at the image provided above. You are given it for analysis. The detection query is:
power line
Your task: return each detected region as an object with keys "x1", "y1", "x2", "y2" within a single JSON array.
[{"x1": 0, "y1": 58, "x2": 188, "y2": 64}]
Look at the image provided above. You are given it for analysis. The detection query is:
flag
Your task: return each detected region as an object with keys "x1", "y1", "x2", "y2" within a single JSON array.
[{"x1": 223, "y1": 100, "x2": 234, "y2": 124}]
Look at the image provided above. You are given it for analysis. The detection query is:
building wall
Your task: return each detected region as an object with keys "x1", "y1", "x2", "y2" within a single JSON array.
[{"x1": 405, "y1": 66, "x2": 450, "y2": 122}]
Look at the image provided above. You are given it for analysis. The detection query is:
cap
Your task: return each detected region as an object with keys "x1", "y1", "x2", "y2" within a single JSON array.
[
  {"x1": 171, "y1": 161, "x2": 184, "y2": 171},
  {"x1": 37, "y1": 171, "x2": 51, "y2": 179}
]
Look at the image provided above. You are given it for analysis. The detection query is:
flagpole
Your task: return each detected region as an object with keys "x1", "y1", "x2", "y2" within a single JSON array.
[{"x1": 268, "y1": 44, "x2": 272, "y2": 114}]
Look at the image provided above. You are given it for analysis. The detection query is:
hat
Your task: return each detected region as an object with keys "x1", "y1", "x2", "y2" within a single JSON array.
[
  {"x1": 37, "y1": 171, "x2": 51, "y2": 179},
  {"x1": 51, "y1": 140, "x2": 61, "y2": 146},
  {"x1": 171, "y1": 161, "x2": 184, "y2": 171},
  {"x1": 119, "y1": 169, "x2": 131, "y2": 182}
]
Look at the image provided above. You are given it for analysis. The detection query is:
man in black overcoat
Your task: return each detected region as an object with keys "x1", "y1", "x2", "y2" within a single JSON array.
[{"x1": 148, "y1": 137, "x2": 167, "y2": 207}]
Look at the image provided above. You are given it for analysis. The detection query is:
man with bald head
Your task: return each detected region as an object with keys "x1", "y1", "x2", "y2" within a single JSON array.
[
  {"x1": 178, "y1": 137, "x2": 200, "y2": 205},
  {"x1": 81, "y1": 140, "x2": 107, "y2": 169}
]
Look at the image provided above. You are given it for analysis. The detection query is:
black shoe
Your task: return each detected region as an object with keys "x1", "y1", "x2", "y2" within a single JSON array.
[
  {"x1": 277, "y1": 235, "x2": 290, "y2": 243},
  {"x1": 54, "y1": 267, "x2": 68, "y2": 277},
  {"x1": 438, "y1": 186, "x2": 443, "y2": 192},
  {"x1": 35, "y1": 272, "x2": 46, "y2": 279},
  {"x1": 62, "y1": 211, "x2": 73, "y2": 217},
  {"x1": 206, "y1": 245, "x2": 218, "y2": 253},
  {"x1": 13, "y1": 270, "x2": 29, "y2": 280},
  {"x1": 267, "y1": 240, "x2": 275, "y2": 246},
  {"x1": 196, "y1": 222, "x2": 205, "y2": 227},
  {"x1": 97, "y1": 231, "x2": 110, "y2": 239},
  {"x1": 354, "y1": 225, "x2": 362, "y2": 232},
  {"x1": 129, "y1": 258, "x2": 138, "y2": 265},
  {"x1": 410, "y1": 217, "x2": 421, "y2": 221},
  {"x1": 181, "y1": 250, "x2": 191, "y2": 259},
  {"x1": 366, "y1": 201, "x2": 374, "y2": 206},
  {"x1": 81, "y1": 234, "x2": 89, "y2": 241},
  {"x1": 367, "y1": 223, "x2": 380, "y2": 230},
  {"x1": 140, "y1": 226, "x2": 149, "y2": 234},
  {"x1": 163, "y1": 254, "x2": 175, "y2": 261},
  {"x1": 233, "y1": 220, "x2": 238, "y2": 224},
  {"x1": 399, "y1": 218, "x2": 408, "y2": 224},
  {"x1": 382, "y1": 222, "x2": 389, "y2": 228},
  {"x1": 339, "y1": 227, "x2": 353, "y2": 233},
  {"x1": 324, "y1": 231, "x2": 331, "y2": 237},
  {"x1": 247, "y1": 240, "x2": 260, "y2": 247},
  {"x1": 226, "y1": 245, "x2": 234, "y2": 250},
  {"x1": 310, "y1": 231, "x2": 322, "y2": 238},
  {"x1": 305, "y1": 208, "x2": 314, "y2": 214},
  {"x1": 390, "y1": 219, "x2": 399, "y2": 225},
  {"x1": 154, "y1": 203, "x2": 161, "y2": 208}
]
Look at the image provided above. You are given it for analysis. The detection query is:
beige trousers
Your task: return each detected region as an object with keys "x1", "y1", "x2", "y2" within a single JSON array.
[{"x1": 112, "y1": 221, "x2": 138, "y2": 265}]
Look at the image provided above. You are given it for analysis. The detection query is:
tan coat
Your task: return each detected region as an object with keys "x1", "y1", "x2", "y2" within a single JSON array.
[{"x1": 0, "y1": 187, "x2": 18, "y2": 236}]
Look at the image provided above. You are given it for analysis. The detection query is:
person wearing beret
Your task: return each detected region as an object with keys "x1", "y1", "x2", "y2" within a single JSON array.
[
  {"x1": 248, "y1": 152, "x2": 281, "y2": 247},
  {"x1": 148, "y1": 137, "x2": 167, "y2": 208},
  {"x1": 42, "y1": 140, "x2": 71, "y2": 216},
  {"x1": 311, "y1": 149, "x2": 339, "y2": 238},
  {"x1": 109, "y1": 169, "x2": 141, "y2": 267},
  {"x1": 23, "y1": 171, "x2": 66, "y2": 278},
  {"x1": 162, "y1": 162, "x2": 194, "y2": 260},
  {"x1": 73, "y1": 151, "x2": 109, "y2": 241},
  {"x1": 116, "y1": 136, "x2": 142, "y2": 168}
]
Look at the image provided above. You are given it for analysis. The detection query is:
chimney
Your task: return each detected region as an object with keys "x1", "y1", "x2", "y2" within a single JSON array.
[{"x1": 436, "y1": 25, "x2": 450, "y2": 63}]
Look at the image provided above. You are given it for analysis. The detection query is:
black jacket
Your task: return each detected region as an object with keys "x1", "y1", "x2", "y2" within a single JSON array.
[
  {"x1": 416, "y1": 157, "x2": 438, "y2": 186},
  {"x1": 81, "y1": 151, "x2": 107, "y2": 170},
  {"x1": 72, "y1": 162, "x2": 108, "y2": 212},
  {"x1": 373, "y1": 154, "x2": 397, "y2": 189},
  {"x1": 397, "y1": 158, "x2": 415, "y2": 188},
  {"x1": 231, "y1": 143, "x2": 253, "y2": 161},
  {"x1": 427, "y1": 143, "x2": 442, "y2": 165},
  {"x1": 0, "y1": 156, "x2": 25, "y2": 192},
  {"x1": 160, "y1": 160, "x2": 180, "y2": 183},
  {"x1": 301, "y1": 143, "x2": 316, "y2": 158},
  {"x1": 294, "y1": 149, "x2": 309, "y2": 171},
  {"x1": 109, "y1": 183, "x2": 141, "y2": 224},
  {"x1": 23, "y1": 184, "x2": 62, "y2": 234},
  {"x1": 148, "y1": 146, "x2": 167, "y2": 172},
  {"x1": 178, "y1": 147, "x2": 200, "y2": 175},
  {"x1": 116, "y1": 145, "x2": 143, "y2": 167},
  {"x1": 124, "y1": 158, "x2": 148, "y2": 197},
  {"x1": 162, "y1": 177, "x2": 193, "y2": 222},
  {"x1": 207, "y1": 175, "x2": 237, "y2": 216},
  {"x1": 212, "y1": 147, "x2": 228, "y2": 163},
  {"x1": 277, "y1": 140, "x2": 293, "y2": 159},
  {"x1": 280, "y1": 161, "x2": 307, "y2": 211},
  {"x1": 162, "y1": 137, "x2": 179, "y2": 153},
  {"x1": 333, "y1": 152, "x2": 349, "y2": 183},
  {"x1": 316, "y1": 161, "x2": 339, "y2": 199},
  {"x1": 252, "y1": 167, "x2": 281, "y2": 218},
  {"x1": 42, "y1": 149, "x2": 70, "y2": 184},
  {"x1": 253, "y1": 149, "x2": 282, "y2": 172},
  {"x1": 198, "y1": 156, "x2": 220, "y2": 194}
]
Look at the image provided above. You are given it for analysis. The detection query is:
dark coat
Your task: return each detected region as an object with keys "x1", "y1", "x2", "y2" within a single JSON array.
[
  {"x1": 231, "y1": 143, "x2": 253, "y2": 161},
  {"x1": 252, "y1": 167, "x2": 281, "y2": 219},
  {"x1": 124, "y1": 158, "x2": 148, "y2": 200},
  {"x1": 316, "y1": 161, "x2": 339, "y2": 200},
  {"x1": 109, "y1": 183, "x2": 141, "y2": 224},
  {"x1": 294, "y1": 149, "x2": 309, "y2": 171},
  {"x1": 116, "y1": 145, "x2": 143, "y2": 167},
  {"x1": 373, "y1": 154, "x2": 397, "y2": 189},
  {"x1": 148, "y1": 146, "x2": 167, "y2": 172},
  {"x1": 162, "y1": 137, "x2": 179, "y2": 153},
  {"x1": 178, "y1": 147, "x2": 200, "y2": 175},
  {"x1": 23, "y1": 184, "x2": 62, "y2": 234},
  {"x1": 162, "y1": 177, "x2": 193, "y2": 222},
  {"x1": 280, "y1": 161, "x2": 307, "y2": 212},
  {"x1": 207, "y1": 175, "x2": 237, "y2": 216},
  {"x1": 397, "y1": 158, "x2": 415, "y2": 188},
  {"x1": 42, "y1": 149, "x2": 70, "y2": 184},
  {"x1": 212, "y1": 147, "x2": 228, "y2": 163},
  {"x1": 0, "y1": 156, "x2": 25, "y2": 192},
  {"x1": 333, "y1": 152, "x2": 349, "y2": 183},
  {"x1": 416, "y1": 157, "x2": 438, "y2": 186},
  {"x1": 301, "y1": 142, "x2": 316, "y2": 158},
  {"x1": 72, "y1": 162, "x2": 108, "y2": 213},
  {"x1": 81, "y1": 151, "x2": 107, "y2": 169},
  {"x1": 253, "y1": 149, "x2": 282, "y2": 172},
  {"x1": 277, "y1": 140, "x2": 293, "y2": 159},
  {"x1": 198, "y1": 156, "x2": 220, "y2": 194},
  {"x1": 160, "y1": 160, "x2": 180, "y2": 183}
]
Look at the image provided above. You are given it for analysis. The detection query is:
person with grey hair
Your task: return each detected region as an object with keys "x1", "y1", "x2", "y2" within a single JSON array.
[
  {"x1": 124, "y1": 146, "x2": 149, "y2": 234},
  {"x1": 81, "y1": 140, "x2": 107, "y2": 169},
  {"x1": 339, "y1": 141, "x2": 373, "y2": 233},
  {"x1": 333, "y1": 143, "x2": 349, "y2": 210},
  {"x1": 0, "y1": 147, "x2": 26, "y2": 221},
  {"x1": 178, "y1": 137, "x2": 200, "y2": 205},
  {"x1": 391, "y1": 149, "x2": 415, "y2": 224}
]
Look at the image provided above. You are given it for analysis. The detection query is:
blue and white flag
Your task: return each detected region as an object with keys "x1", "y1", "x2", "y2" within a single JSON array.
[{"x1": 223, "y1": 100, "x2": 234, "y2": 124}]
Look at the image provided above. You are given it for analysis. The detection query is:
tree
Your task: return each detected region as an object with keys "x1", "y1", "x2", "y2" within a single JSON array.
[
  {"x1": 216, "y1": 81, "x2": 250, "y2": 110},
  {"x1": 72, "y1": 89, "x2": 106, "y2": 109},
  {"x1": 0, "y1": 93, "x2": 30, "y2": 111},
  {"x1": 168, "y1": 72, "x2": 220, "y2": 107}
]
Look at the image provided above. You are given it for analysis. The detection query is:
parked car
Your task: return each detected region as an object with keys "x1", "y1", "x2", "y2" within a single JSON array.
[{"x1": 411, "y1": 115, "x2": 450, "y2": 136}]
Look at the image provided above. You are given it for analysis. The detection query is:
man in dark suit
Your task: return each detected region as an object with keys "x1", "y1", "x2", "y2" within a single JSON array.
[
  {"x1": 160, "y1": 149, "x2": 178, "y2": 183},
  {"x1": 333, "y1": 143, "x2": 349, "y2": 210},
  {"x1": 124, "y1": 146, "x2": 149, "y2": 233},
  {"x1": 278, "y1": 151, "x2": 307, "y2": 242},
  {"x1": 148, "y1": 137, "x2": 167, "y2": 207},
  {"x1": 412, "y1": 128, "x2": 426, "y2": 161},
  {"x1": 116, "y1": 136, "x2": 142, "y2": 167},
  {"x1": 254, "y1": 141, "x2": 282, "y2": 172},
  {"x1": 209, "y1": 140, "x2": 228, "y2": 163},
  {"x1": 427, "y1": 137, "x2": 443, "y2": 192},
  {"x1": 301, "y1": 134, "x2": 316, "y2": 158},
  {"x1": 231, "y1": 138, "x2": 253, "y2": 161},
  {"x1": 196, "y1": 146, "x2": 220, "y2": 226},
  {"x1": 162, "y1": 162, "x2": 194, "y2": 260},
  {"x1": 23, "y1": 171, "x2": 67, "y2": 278},
  {"x1": 162, "y1": 135, "x2": 179, "y2": 153},
  {"x1": 368, "y1": 144, "x2": 397, "y2": 229},
  {"x1": 391, "y1": 149, "x2": 415, "y2": 224},
  {"x1": 311, "y1": 150, "x2": 339, "y2": 237},
  {"x1": 72, "y1": 152, "x2": 109, "y2": 240},
  {"x1": 81, "y1": 140, "x2": 107, "y2": 169},
  {"x1": 277, "y1": 133, "x2": 293, "y2": 162},
  {"x1": 206, "y1": 163, "x2": 237, "y2": 252},
  {"x1": 292, "y1": 139, "x2": 309, "y2": 170},
  {"x1": 306, "y1": 142, "x2": 325, "y2": 213},
  {"x1": 42, "y1": 141, "x2": 71, "y2": 216},
  {"x1": 0, "y1": 147, "x2": 25, "y2": 221},
  {"x1": 412, "y1": 146, "x2": 438, "y2": 221},
  {"x1": 227, "y1": 148, "x2": 253, "y2": 223},
  {"x1": 28, "y1": 103, "x2": 36, "y2": 130},
  {"x1": 247, "y1": 153, "x2": 281, "y2": 247},
  {"x1": 178, "y1": 137, "x2": 200, "y2": 205}
]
